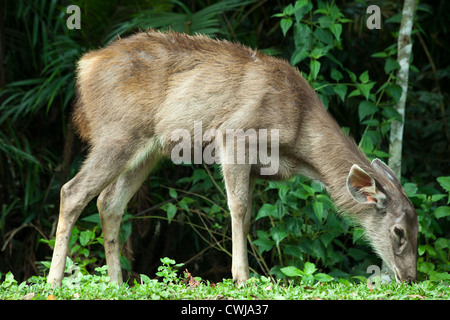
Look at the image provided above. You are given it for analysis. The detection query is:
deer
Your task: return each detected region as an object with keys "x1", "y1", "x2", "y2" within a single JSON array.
[{"x1": 47, "y1": 30, "x2": 418, "y2": 286}]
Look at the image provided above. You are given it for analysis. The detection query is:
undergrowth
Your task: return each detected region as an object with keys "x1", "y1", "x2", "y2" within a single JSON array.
[{"x1": 0, "y1": 258, "x2": 448, "y2": 300}]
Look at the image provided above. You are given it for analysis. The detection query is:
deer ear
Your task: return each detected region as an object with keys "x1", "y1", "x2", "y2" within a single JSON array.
[
  {"x1": 347, "y1": 164, "x2": 386, "y2": 207},
  {"x1": 371, "y1": 158, "x2": 401, "y2": 188}
]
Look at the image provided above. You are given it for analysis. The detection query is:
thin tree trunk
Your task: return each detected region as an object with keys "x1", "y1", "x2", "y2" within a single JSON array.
[{"x1": 388, "y1": 0, "x2": 416, "y2": 179}]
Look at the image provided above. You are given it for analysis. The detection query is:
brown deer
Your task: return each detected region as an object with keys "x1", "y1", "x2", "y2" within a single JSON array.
[{"x1": 47, "y1": 30, "x2": 418, "y2": 286}]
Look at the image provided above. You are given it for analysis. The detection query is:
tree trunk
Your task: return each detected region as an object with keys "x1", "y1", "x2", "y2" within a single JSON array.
[{"x1": 388, "y1": 0, "x2": 416, "y2": 179}]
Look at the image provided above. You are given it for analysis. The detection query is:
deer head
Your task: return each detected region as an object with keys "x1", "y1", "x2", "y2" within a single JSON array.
[{"x1": 347, "y1": 158, "x2": 418, "y2": 282}]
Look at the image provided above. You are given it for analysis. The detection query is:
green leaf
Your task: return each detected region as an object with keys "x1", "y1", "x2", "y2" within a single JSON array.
[
  {"x1": 431, "y1": 194, "x2": 446, "y2": 202},
  {"x1": 313, "y1": 200, "x2": 324, "y2": 221},
  {"x1": 303, "y1": 262, "x2": 317, "y2": 275},
  {"x1": 162, "y1": 203, "x2": 177, "y2": 223},
  {"x1": 434, "y1": 206, "x2": 450, "y2": 219},
  {"x1": 330, "y1": 68, "x2": 343, "y2": 81},
  {"x1": 382, "y1": 106, "x2": 402, "y2": 122},
  {"x1": 283, "y1": 3, "x2": 295, "y2": 16},
  {"x1": 120, "y1": 256, "x2": 131, "y2": 272},
  {"x1": 81, "y1": 214, "x2": 101, "y2": 224},
  {"x1": 384, "y1": 58, "x2": 400, "y2": 74},
  {"x1": 359, "y1": 70, "x2": 369, "y2": 83},
  {"x1": 169, "y1": 188, "x2": 178, "y2": 199},
  {"x1": 357, "y1": 82, "x2": 375, "y2": 100},
  {"x1": 294, "y1": 0, "x2": 313, "y2": 22},
  {"x1": 403, "y1": 183, "x2": 418, "y2": 198},
  {"x1": 140, "y1": 274, "x2": 151, "y2": 284},
  {"x1": 320, "y1": 231, "x2": 337, "y2": 248},
  {"x1": 418, "y1": 261, "x2": 435, "y2": 274},
  {"x1": 294, "y1": 23, "x2": 311, "y2": 49},
  {"x1": 386, "y1": 84, "x2": 402, "y2": 103},
  {"x1": 270, "y1": 224, "x2": 288, "y2": 245},
  {"x1": 313, "y1": 28, "x2": 333, "y2": 46},
  {"x1": 358, "y1": 100, "x2": 378, "y2": 121},
  {"x1": 314, "y1": 273, "x2": 334, "y2": 282},
  {"x1": 346, "y1": 69, "x2": 357, "y2": 82},
  {"x1": 360, "y1": 133, "x2": 374, "y2": 153},
  {"x1": 300, "y1": 183, "x2": 316, "y2": 197},
  {"x1": 291, "y1": 49, "x2": 309, "y2": 65},
  {"x1": 318, "y1": 15, "x2": 332, "y2": 28},
  {"x1": 256, "y1": 203, "x2": 278, "y2": 220},
  {"x1": 284, "y1": 244, "x2": 303, "y2": 257},
  {"x1": 419, "y1": 244, "x2": 436, "y2": 256},
  {"x1": 437, "y1": 176, "x2": 450, "y2": 192},
  {"x1": 352, "y1": 228, "x2": 365, "y2": 244},
  {"x1": 386, "y1": 13, "x2": 402, "y2": 24},
  {"x1": 330, "y1": 23, "x2": 342, "y2": 41},
  {"x1": 79, "y1": 230, "x2": 92, "y2": 247},
  {"x1": 281, "y1": 18, "x2": 293, "y2": 36},
  {"x1": 70, "y1": 244, "x2": 80, "y2": 255},
  {"x1": 348, "y1": 248, "x2": 368, "y2": 261},
  {"x1": 333, "y1": 84, "x2": 347, "y2": 102},
  {"x1": 41, "y1": 261, "x2": 51, "y2": 269},
  {"x1": 192, "y1": 169, "x2": 208, "y2": 184},
  {"x1": 310, "y1": 60, "x2": 321, "y2": 80},
  {"x1": 362, "y1": 119, "x2": 379, "y2": 126},
  {"x1": 280, "y1": 266, "x2": 303, "y2": 277},
  {"x1": 435, "y1": 238, "x2": 450, "y2": 250},
  {"x1": 311, "y1": 47, "x2": 326, "y2": 59},
  {"x1": 348, "y1": 88, "x2": 361, "y2": 98},
  {"x1": 371, "y1": 52, "x2": 388, "y2": 58},
  {"x1": 253, "y1": 232, "x2": 274, "y2": 253}
]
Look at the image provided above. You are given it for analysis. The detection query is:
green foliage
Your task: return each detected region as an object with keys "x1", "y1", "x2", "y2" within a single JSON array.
[
  {"x1": 0, "y1": 258, "x2": 449, "y2": 300},
  {"x1": 106, "y1": 0, "x2": 253, "y2": 40},
  {"x1": 281, "y1": 262, "x2": 334, "y2": 284},
  {"x1": 275, "y1": 0, "x2": 404, "y2": 161},
  {"x1": 40, "y1": 225, "x2": 104, "y2": 275},
  {"x1": 412, "y1": 177, "x2": 450, "y2": 281},
  {"x1": 155, "y1": 257, "x2": 184, "y2": 284}
]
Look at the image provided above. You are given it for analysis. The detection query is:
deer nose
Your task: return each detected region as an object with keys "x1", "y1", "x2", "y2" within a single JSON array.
[{"x1": 406, "y1": 277, "x2": 417, "y2": 285}]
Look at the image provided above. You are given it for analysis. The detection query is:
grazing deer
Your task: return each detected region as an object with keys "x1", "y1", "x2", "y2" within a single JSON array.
[{"x1": 47, "y1": 30, "x2": 418, "y2": 286}]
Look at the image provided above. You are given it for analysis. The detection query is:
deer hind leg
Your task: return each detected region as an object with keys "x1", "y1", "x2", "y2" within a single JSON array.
[
  {"x1": 97, "y1": 154, "x2": 158, "y2": 283},
  {"x1": 222, "y1": 162, "x2": 252, "y2": 285},
  {"x1": 47, "y1": 142, "x2": 143, "y2": 286},
  {"x1": 244, "y1": 177, "x2": 256, "y2": 237}
]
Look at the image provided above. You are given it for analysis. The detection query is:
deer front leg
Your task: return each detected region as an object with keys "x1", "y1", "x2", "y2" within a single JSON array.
[{"x1": 222, "y1": 163, "x2": 252, "y2": 285}]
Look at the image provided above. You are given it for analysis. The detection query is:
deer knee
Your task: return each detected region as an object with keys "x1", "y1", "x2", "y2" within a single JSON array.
[
  {"x1": 60, "y1": 180, "x2": 88, "y2": 218},
  {"x1": 97, "y1": 188, "x2": 126, "y2": 219},
  {"x1": 228, "y1": 196, "x2": 248, "y2": 221},
  {"x1": 97, "y1": 189, "x2": 112, "y2": 214}
]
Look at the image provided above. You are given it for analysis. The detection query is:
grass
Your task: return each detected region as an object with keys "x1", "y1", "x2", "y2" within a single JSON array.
[{"x1": 0, "y1": 262, "x2": 448, "y2": 300}]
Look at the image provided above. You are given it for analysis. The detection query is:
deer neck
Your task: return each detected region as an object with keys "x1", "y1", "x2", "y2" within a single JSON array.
[{"x1": 298, "y1": 107, "x2": 373, "y2": 215}]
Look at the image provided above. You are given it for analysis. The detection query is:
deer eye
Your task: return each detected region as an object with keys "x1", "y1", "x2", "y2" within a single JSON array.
[{"x1": 394, "y1": 226, "x2": 404, "y2": 239}]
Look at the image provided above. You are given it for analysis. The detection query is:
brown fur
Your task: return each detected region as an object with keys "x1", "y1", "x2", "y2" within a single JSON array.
[{"x1": 48, "y1": 30, "x2": 418, "y2": 286}]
